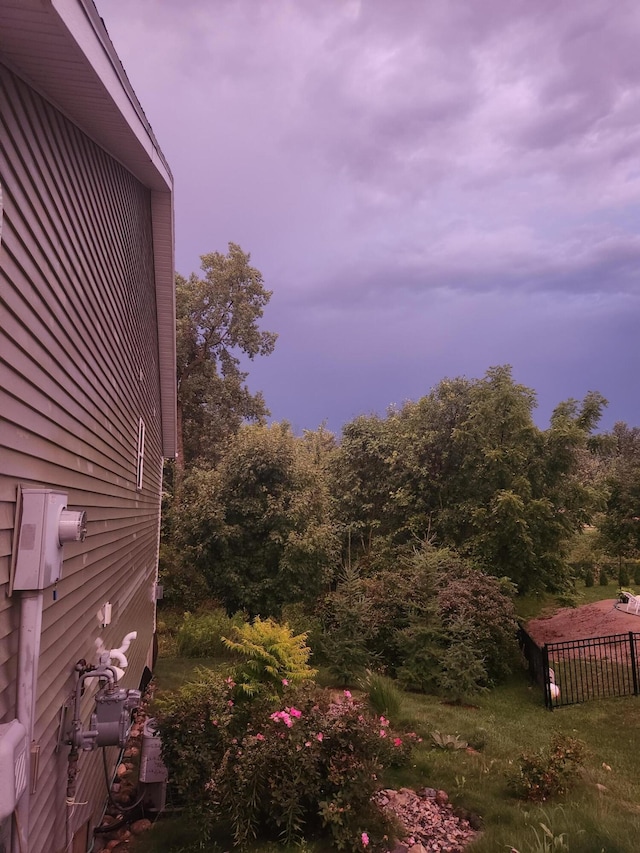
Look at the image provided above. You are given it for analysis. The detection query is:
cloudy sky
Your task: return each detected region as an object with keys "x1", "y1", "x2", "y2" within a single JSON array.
[{"x1": 96, "y1": 0, "x2": 640, "y2": 435}]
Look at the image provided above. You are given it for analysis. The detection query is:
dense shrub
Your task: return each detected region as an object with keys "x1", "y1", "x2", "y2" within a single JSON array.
[
  {"x1": 156, "y1": 675, "x2": 413, "y2": 850},
  {"x1": 158, "y1": 543, "x2": 209, "y2": 610},
  {"x1": 321, "y1": 546, "x2": 519, "y2": 698},
  {"x1": 396, "y1": 547, "x2": 519, "y2": 696},
  {"x1": 599, "y1": 566, "x2": 609, "y2": 586},
  {"x1": 176, "y1": 609, "x2": 246, "y2": 657},
  {"x1": 280, "y1": 601, "x2": 325, "y2": 663},
  {"x1": 320, "y1": 565, "x2": 379, "y2": 684},
  {"x1": 509, "y1": 733, "x2": 586, "y2": 802},
  {"x1": 618, "y1": 562, "x2": 630, "y2": 587}
]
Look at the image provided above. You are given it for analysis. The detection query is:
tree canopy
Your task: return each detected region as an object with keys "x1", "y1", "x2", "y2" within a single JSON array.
[{"x1": 175, "y1": 243, "x2": 277, "y2": 469}]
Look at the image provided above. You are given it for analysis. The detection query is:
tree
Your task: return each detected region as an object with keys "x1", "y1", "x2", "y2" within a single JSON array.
[
  {"x1": 176, "y1": 243, "x2": 277, "y2": 470},
  {"x1": 598, "y1": 423, "x2": 640, "y2": 562},
  {"x1": 174, "y1": 423, "x2": 340, "y2": 616},
  {"x1": 331, "y1": 367, "x2": 607, "y2": 593}
]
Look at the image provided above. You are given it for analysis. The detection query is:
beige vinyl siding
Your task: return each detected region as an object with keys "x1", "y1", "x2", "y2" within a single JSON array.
[{"x1": 0, "y1": 61, "x2": 164, "y2": 850}]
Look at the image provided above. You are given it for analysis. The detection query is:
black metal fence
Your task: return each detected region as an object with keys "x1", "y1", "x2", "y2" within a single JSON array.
[{"x1": 519, "y1": 627, "x2": 640, "y2": 709}]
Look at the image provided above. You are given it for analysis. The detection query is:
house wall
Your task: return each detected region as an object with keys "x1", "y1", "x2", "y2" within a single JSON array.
[{"x1": 0, "y1": 61, "x2": 164, "y2": 850}]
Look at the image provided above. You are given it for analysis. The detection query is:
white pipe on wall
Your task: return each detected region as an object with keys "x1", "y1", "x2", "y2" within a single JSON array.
[{"x1": 13, "y1": 589, "x2": 45, "y2": 853}]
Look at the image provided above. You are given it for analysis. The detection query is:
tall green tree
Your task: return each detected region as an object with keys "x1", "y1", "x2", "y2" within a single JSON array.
[
  {"x1": 598, "y1": 422, "x2": 640, "y2": 561},
  {"x1": 176, "y1": 243, "x2": 277, "y2": 470},
  {"x1": 332, "y1": 366, "x2": 606, "y2": 593}
]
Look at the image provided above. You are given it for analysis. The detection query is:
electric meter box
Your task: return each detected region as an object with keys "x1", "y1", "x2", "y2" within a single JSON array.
[
  {"x1": 13, "y1": 489, "x2": 87, "y2": 590},
  {"x1": 0, "y1": 719, "x2": 28, "y2": 821}
]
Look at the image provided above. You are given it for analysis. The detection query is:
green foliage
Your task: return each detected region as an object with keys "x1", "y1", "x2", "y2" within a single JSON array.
[
  {"x1": 361, "y1": 670, "x2": 403, "y2": 721},
  {"x1": 174, "y1": 423, "x2": 340, "y2": 617},
  {"x1": 509, "y1": 734, "x2": 586, "y2": 802},
  {"x1": 598, "y1": 423, "x2": 640, "y2": 562},
  {"x1": 223, "y1": 616, "x2": 317, "y2": 701},
  {"x1": 584, "y1": 568, "x2": 594, "y2": 587},
  {"x1": 175, "y1": 242, "x2": 277, "y2": 469},
  {"x1": 618, "y1": 561, "x2": 630, "y2": 587},
  {"x1": 435, "y1": 619, "x2": 489, "y2": 704},
  {"x1": 395, "y1": 547, "x2": 519, "y2": 697},
  {"x1": 321, "y1": 564, "x2": 378, "y2": 684},
  {"x1": 158, "y1": 543, "x2": 209, "y2": 610},
  {"x1": 599, "y1": 566, "x2": 609, "y2": 586},
  {"x1": 156, "y1": 679, "x2": 413, "y2": 851},
  {"x1": 332, "y1": 367, "x2": 607, "y2": 596},
  {"x1": 176, "y1": 609, "x2": 246, "y2": 658}
]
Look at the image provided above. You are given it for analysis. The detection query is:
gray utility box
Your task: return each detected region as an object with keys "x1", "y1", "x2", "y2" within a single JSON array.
[
  {"x1": 14, "y1": 489, "x2": 87, "y2": 590},
  {"x1": 139, "y1": 718, "x2": 167, "y2": 813}
]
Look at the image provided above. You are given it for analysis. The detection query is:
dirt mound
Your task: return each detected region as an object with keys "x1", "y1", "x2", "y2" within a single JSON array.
[{"x1": 526, "y1": 599, "x2": 640, "y2": 645}]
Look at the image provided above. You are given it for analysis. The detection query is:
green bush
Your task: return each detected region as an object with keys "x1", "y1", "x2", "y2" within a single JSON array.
[
  {"x1": 280, "y1": 602, "x2": 324, "y2": 663},
  {"x1": 598, "y1": 566, "x2": 608, "y2": 586},
  {"x1": 584, "y1": 567, "x2": 594, "y2": 587},
  {"x1": 223, "y1": 616, "x2": 317, "y2": 701},
  {"x1": 176, "y1": 609, "x2": 245, "y2": 658},
  {"x1": 320, "y1": 565, "x2": 378, "y2": 684},
  {"x1": 159, "y1": 544, "x2": 210, "y2": 611},
  {"x1": 156, "y1": 678, "x2": 413, "y2": 850},
  {"x1": 618, "y1": 562, "x2": 630, "y2": 587},
  {"x1": 509, "y1": 733, "x2": 586, "y2": 802}
]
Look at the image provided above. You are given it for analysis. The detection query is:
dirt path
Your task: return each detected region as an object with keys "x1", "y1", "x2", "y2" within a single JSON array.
[{"x1": 526, "y1": 598, "x2": 640, "y2": 645}]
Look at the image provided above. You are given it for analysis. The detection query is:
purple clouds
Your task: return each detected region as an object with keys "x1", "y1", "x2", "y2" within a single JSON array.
[{"x1": 97, "y1": 0, "x2": 640, "y2": 433}]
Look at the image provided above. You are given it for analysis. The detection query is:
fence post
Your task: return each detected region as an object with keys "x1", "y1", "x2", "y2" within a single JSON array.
[
  {"x1": 629, "y1": 632, "x2": 639, "y2": 696},
  {"x1": 542, "y1": 644, "x2": 553, "y2": 710}
]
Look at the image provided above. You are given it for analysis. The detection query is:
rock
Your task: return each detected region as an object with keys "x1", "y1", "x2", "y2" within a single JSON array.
[
  {"x1": 374, "y1": 784, "x2": 478, "y2": 852},
  {"x1": 419, "y1": 787, "x2": 437, "y2": 799},
  {"x1": 130, "y1": 819, "x2": 152, "y2": 835}
]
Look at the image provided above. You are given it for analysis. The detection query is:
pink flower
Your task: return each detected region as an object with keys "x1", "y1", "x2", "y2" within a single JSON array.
[
  {"x1": 344, "y1": 690, "x2": 352, "y2": 699},
  {"x1": 361, "y1": 832, "x2": 369, "y2": 847},
  {"x1": 379, "y1": 716, "x2": 389, "y2": 727},
  {"x1": 282, "y1": 678, "x2": 289, "y2": 686},
  {"x1": 379, "y1": 729, "x2": 387, "y2": 738},
  {"x1": 225, "y1": 677, "x2": 236, "y2": 688},
  {"x1": 287, "y1": 706, "x2": 302, "y2": 718},
  {"x1": 393, "y1": 738, "x2": 403, "y2": 747},
  {"x1": 305, "y1": 741, "x2": 312, "y2": 748},
  {"x1": 255, "y1": 733, "x2": 265, "y2": 741},
  {"x1": 228, "y1": 700, "x2": 234, "y2": 707},
  {"x1": 316, "y1": 732, "x2": 324, "y2": 742},
  {"x1": 270, "y1": 710, "x2": 292, "y2": 726}
]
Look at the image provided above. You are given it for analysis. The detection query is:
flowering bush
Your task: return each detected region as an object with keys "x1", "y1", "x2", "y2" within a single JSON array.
[
  {"x1": 157, "y1": 679, "x2": 412, "y2": 850},
  {"x1": 508, "y1": 733, "x2": 586, "y2": 802}
]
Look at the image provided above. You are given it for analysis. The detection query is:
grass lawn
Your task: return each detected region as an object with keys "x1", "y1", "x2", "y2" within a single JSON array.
[{"x1": 135, "y1": 587, "x2": 640, "y2": 852}]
